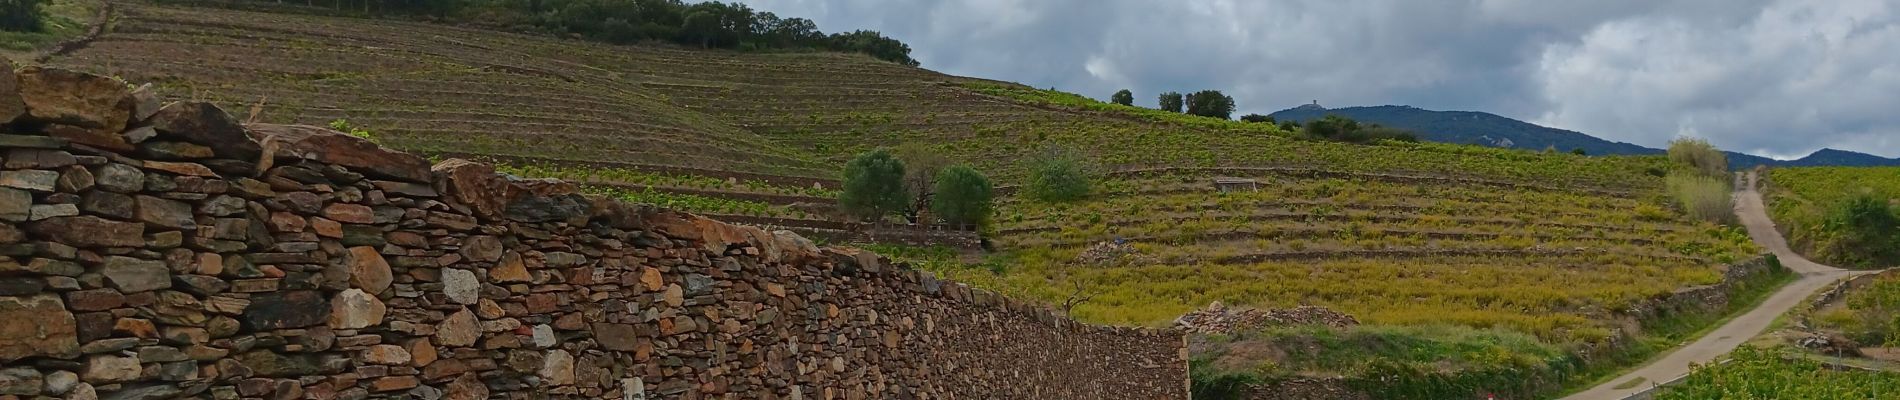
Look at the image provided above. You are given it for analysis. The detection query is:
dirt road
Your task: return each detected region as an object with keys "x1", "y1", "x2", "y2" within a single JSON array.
[{"x1": 1560, "y1": 172, "x2": 1870, "y2": 400}]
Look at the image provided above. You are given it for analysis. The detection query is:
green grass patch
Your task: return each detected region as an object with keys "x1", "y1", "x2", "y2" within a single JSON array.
[
  {"x1": 1657, "y1": 346, "x2": 1900, "y2": 399},
  {"x1": 1, "y1": 0, "x2": 97, "y2": 54}
]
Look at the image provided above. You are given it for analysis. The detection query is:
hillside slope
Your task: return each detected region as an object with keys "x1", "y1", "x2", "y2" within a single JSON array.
[
  {"x1": 37, "y1": 3, "x2": 1772, "y2": 397},
  {"x1": 1269, "y1": 104, "x2": 1900, "y2": 169}
]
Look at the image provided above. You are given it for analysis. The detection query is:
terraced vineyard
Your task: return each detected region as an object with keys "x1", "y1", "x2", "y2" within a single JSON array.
[
  {"x1": 971, "y1": 172, "x2": 1758, "y2": 333},
  {"x1": 1764, "y1": 166, "x2": 1900, "y2": 268},
  {"x1": 39, "y1": 2, "x2": 1777, "y2": 397}
]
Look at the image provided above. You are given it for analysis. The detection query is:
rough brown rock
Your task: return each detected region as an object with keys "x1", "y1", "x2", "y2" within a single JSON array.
[
  {"x1": 30, "y1": 216, "x2": 142, "y2": 248},
  {"x1": 0, "y1": 59, "x2": 21, "y2": 123},
  {"x1": 489, "y1": 251, "x2": 531, "y2": 283},
  {"x1": 435, "y1": 308, "x2": 479, "y2": 347},
  {"x1": 14, "y1": 67, "x2": 130, "y2": 133},
  {"x1": 148, "y1": 101, "x2": 261, "y2": 160},
  {"x1": 248, "y1": 123, "x2": 431, "y2": 183},
  {"x1": 329, "y1": 288, "x2": 386, "y2": 330},
  {"x1": 346, "y1": 246, "x2": 393, "y2": 295},
  {"x1": 0, "y1": 294, "x2": 78, "y2": 362}
]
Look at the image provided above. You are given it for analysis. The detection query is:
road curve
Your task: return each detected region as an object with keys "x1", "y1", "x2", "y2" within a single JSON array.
[{"x1": 1561, "y1": 172, "x2": 1871, "y2": 400}]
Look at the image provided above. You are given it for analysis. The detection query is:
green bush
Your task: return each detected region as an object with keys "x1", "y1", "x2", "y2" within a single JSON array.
[
  {"x1": 838, "y1": 149, "x2": 908, "y2": 220},
  {"x1": 1823, "y1": 194, "x2": 1900, "y2": 268},
  {"x1": 1665, "y1": 171, "x2": 1734, "y2": 224},
  {"x1": 930, "y1": 165, "x2": 993, "y2": 226},
  {"x1": 1, "y1": 0, "x2": 46, "y2": 32},
  {"x1": 1110, "y1": 89, "x2": 1133, "y2": 106},
  {"x1": 1189, "y1": 359, "x2": 1260, "y2": 400},
  {"x1": 1667, "y1": 137, "x2": 1728, "y2": 178},
  {"x1": 1301, "y1": 115, "x2": 1419, "y2": 144},
  {"x1": 1025, "y1": 147, "x2": 1092, "y2": 202}
]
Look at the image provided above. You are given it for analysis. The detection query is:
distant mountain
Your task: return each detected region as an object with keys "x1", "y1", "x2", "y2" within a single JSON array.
[{"x1": 1267, "y1": 104, "x2": 1900, "y2": 169}]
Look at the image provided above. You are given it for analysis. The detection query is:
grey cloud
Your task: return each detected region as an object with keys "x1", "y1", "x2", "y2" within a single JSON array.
[{"x1": 747, "y1": 0, "x2": 1900, "y2": 158}]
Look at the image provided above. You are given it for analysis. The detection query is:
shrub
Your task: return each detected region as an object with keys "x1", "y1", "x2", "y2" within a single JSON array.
[
  {"x1": 1189, "y1": 359, "x2": 1261, "y2": 400},
  {"x1": 1667, "y1": 137, "x2": 1728, "y2": 178},
  {"x1": 1, "y1": 0, "x2": 45, "y2": 32},
  {"x1": 1823, "y1": 194, "x2": 1900, "y2": 266},
  {"x1": 1302, "y1": 115, "x2": 1419, "y2": 144},
  {"x1": 1239, "y1": 114, "x2": 1274, "y2": 123},
  {"x1": 1665, "y1": 171, "x2": 1734, "y2": 224},
  {"x1": 838, "y1": 149, "x2": 908, "y2": 220},
  {"x1": 1026, "y1": 147, "x2": 1092, "y2": 202},
  {"x1": 1110, "y1": 89, "x2": 1133, "y2": 106},
  {"x1": 1158, "y1": 91, "x2": 1184, "y2": 113},
  {"x1": 931, "y1": 165, "x2": 993, "y2": 226}
]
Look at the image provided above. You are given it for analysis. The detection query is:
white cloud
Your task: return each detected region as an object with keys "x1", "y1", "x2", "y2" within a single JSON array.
[
  {"x1": 745, "y1": 0, "x2": 1900, "y2": 158},
  {"x1": 1533, "y1": 0, "x2": 1900, "y2": 158}
]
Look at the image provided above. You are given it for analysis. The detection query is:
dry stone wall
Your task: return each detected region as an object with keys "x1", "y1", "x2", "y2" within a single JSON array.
[{"x1": 0, "y1": 63, "x2": 1188, "y2": 400}]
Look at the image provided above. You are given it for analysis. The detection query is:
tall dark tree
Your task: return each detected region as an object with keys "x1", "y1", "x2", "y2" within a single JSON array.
[
  {"x1": 1185, "y1": 90, "x2": 1236, "y2": 119},
  {"x1": 1110, "y1": 89, "x2": 1134, "y2": 106},
  {"x1": 1, "y1": 0, "x2": 46, "y2": 32},
  {"x1": 1158, "y1": 92, "x2": 1184, "y2": 113}
]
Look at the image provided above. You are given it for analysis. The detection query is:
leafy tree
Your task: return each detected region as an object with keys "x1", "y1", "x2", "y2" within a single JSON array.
[
  {"x1": 891, "y1": 143, "x2": 949, "y2": 220},
  {"x1": 1571, "y1": 148, "x2": 1588, "y2": 156},
  {"x1": 1110, "y1": 89, "x2": 1133, "y2": 106},
  {"x1": 930, "y1": 165, "x2": 993, "y2": 226},
  {"x1": 1, "y1": 0, "x2": 45, "y2": 32},
  {"x1": 1158, "y1": 92, "x2": 1184, "y2": 113},
  {"x1": 1667, "y1": 137, "x2": 1729, "y2": 178},
  {"x1": 1184, "y1": 90, "x2": 1236, "y2": 119},
  {"x1": 838, "y1": 149, "x2": 908, "y2": 221},
  {"x1": 1026, "y1": 147, "x2": 1093, "y2": 202},
  {"x1": 827, "y1": 30, "x2": 918, "y2": 66},
  {"x1": 1239, "y1": 114, "x2": 1273, "y2": 123}
]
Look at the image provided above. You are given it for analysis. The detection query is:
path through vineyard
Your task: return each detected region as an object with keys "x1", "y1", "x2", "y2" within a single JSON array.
[{"x1": 1562, "y1": 172, "x2": 1873, "y2": 400}]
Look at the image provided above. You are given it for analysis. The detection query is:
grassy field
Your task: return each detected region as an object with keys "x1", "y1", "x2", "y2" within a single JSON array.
[
  {"x1": 1656, "y1": 346, "x2": 1900, "y2": 399},
  {"x1": 37, "y1": 3, "x2": 1775, "y2": 397},
  {"x1": 1764, "y1": 167, "x2": 1900, "y2": 268}
]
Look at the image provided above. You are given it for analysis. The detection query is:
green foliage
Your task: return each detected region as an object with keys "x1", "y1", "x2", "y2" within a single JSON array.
[
  {"x1": 1302, "y1": 115, "x2": 1420, "y2": 144},
  {"x1": 1666, "y1": 171, "x2": 1735, "y2": 224},
  {"x1": 1025, "y1": 147, "x2": 1092, "y2": 203},
  {"x1": 1158, "y1": 91, "x2": 1184, "y2": 113},
  {"x1": 892, "y1": 143, "x2": 949, "y2": 215},
  {"x1": 1765, "y1": 167, "x2": 1900, "y2": 268},
  {"x1": 1185, "y1": 90, "x2": 1236, "y2": 120},
  {"x1": 1657, "y1": 346, "x2": 1900, "y2": 399},
  {"x1": 838, "y1": 149, "x2": 908, "y2": 220},
  {"x1": 930, "y1": 165, "x2": 993, "y2": 226},
  {"x1": 1189, "y1": 358, "x2": 1261, "y2": 400},
  {"x1": 1667, "y1": 137, "x2": 1729, "y2": 178},
  {"x1": 1, "y1": 0, "x2": 46, "y2": 32},
  {"x1": 192, "y1": 0, "x2": 919, "y2": 65},
  {"x1": 1824, "y1": 194, "x2": 1900, "y2": 267},
  {"x1": 328, "y1": 119, "x2": 378, "y2": 144},
  {"x1": 1571, "y1": 148, "x2": 1587, "y2": 156},
  {"x1": 1110, "y1": 89, "x2": 1133, "y2": 106},
  {"x1": 1819, "y1": 273, "x2": 1900, "y2": 345},
  {"x1": 1239, "y1": 114, "x2": 1274, "y2": 124}
]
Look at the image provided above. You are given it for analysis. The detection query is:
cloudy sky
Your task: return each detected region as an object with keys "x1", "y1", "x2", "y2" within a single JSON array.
[{"x1": 746, "y1": 0, "x2": 1900, "y2": 159}]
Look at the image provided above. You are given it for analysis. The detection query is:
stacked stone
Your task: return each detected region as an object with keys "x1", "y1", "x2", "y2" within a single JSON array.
[{"x1": 0, "y1": 63, "x2": 1190, "y2": 400}]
